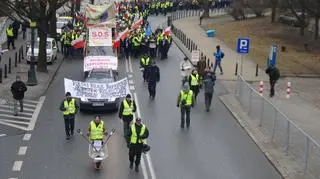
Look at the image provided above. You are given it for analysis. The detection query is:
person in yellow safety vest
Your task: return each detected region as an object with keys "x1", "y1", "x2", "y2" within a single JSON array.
[
  {"x1": 88, "y1": 115, "x2": 107, "y2": 141},
  {"x1": 6, "y1": 24, "x2": 15, "y2": 50},
  {"x1": 60, "y1": 92, "x2": 79, "y2": 140},
  {"x1": 189, "y1": 69, "x2": 200, "y2": 101},
  {"x1": 140, "y1": 54, "x2": 151, "y2": 82},
  {"x1": 177, "y1": 84, "x2": 194, "y2": 128},
  {"x1": 128, "y1": 117, "x2": 149, "y2": 172},
  {"x1": 65, "y1": 32, "x2": 72, "y2": 58},
  {"x1": 131, "y1": 34, "x2": 141, "y2": 58},
  {"x1": 118, "y1": 94, "x2": 137, "y2": 146}
]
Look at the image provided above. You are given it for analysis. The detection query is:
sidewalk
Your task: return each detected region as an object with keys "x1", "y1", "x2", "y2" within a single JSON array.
[{"x1": 172, "y1": 16, "x2": 268, "y2": 82}]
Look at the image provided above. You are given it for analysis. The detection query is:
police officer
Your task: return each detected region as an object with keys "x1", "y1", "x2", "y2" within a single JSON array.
[
  {"x1": 177, "y1": 84, "x2": 194, "y2": 128},
  {"x1": 146, "y1": 61, "x2": 160, "y2": 99},
  {"x1": 59, "y1": 92, "x2": 79, "y2": 140},
  {"x1": 140, "y1": 53, "x2": 151, "y2": 82},
  {"x1": 6, "y1": 24, "x2": 15, "y2": 50},
  {"x1": 128, "y1": 117, "x2": 149, "y2": 172},
  {"x1": 189, "y1": 69, "x2": 200, "y2": 102},
  {"x1": 118, "y1": 94, "x2": 137, "y2": 145},
  {"x1": 88, "y1": 115, "x2": 107, "y2": 141}
]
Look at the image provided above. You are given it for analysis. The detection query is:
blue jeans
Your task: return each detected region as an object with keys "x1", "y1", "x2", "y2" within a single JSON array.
[{"x1": 213, "y1": 60, "x2": 223, "y2": 74}]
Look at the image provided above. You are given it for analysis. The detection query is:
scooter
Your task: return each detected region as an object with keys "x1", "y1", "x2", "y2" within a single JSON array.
[{"x1": 77, "y1": 128, "x2": 116, "y2": 170}]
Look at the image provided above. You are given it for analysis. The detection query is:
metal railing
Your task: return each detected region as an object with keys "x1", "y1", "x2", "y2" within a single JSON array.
[
  {"x1": 237, "y1": 75, "x2": 320, "y2": 178},
  {"x1": 171, "y1": 8, "x2": 230, "y2": 21}
]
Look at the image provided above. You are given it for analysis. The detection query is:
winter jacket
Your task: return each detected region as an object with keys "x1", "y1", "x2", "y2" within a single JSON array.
[
  {"x1": 146, "y1": 65, "x2": 160, "y2": 83},
  {"x1": 11, "y1": 81, "x2": 27, "y2": 100}
]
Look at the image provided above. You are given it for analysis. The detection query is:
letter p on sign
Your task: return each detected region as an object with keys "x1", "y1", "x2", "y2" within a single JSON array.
[{"x1": 237, "y1": 38, "x2": 250, "y2": 54}]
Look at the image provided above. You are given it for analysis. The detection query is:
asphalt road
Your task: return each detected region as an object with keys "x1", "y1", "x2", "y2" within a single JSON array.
[{"x1": 2, "y1": 15, "x2": 282, "y2": 179}]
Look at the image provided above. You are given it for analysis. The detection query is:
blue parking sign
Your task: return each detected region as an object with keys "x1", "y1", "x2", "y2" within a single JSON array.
[{"x1": 237, "y1": 38, "x2": 250, "y2": 54}]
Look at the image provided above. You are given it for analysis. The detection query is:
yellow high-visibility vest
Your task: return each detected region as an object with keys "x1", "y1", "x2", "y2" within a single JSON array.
[
  {"x1": 63, "y1": 98, "x2": 76, "y2": 115},
  {"x1": 180, "y1": 90, "x2": 193, "y2": 106},
  {"x1": 130, "y1": 124, "x2": 146, "y2": 144},
  {"x1": 89, "y1": 121, "x2": 104, "y2": 140},
  {"x1": 122, "y1": 100, "x2": 133, "y2": 116},
  {"x1": 190, "y1": 74, "x2": 199, "y2": 86},
  {"x1": 141, "y1": 57, "x2": 150, "y2": 65},
  {"x1": 6, "y1": 27, "x2": 14, "y2": 37}
]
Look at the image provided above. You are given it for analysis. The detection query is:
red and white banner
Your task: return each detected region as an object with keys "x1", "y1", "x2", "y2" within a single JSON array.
[
  {"x1": 71, "y1": 35, "x2": 84, "y2": 49},
  {"x1": 89, "y1": 28, "x2": 112, "y2": 46},
  {"x1": 84, "y1": 56, "x2": 118, "y2": 71},
  {"x1": 163, "y1": 26, "x2": 171, "y2": 36}
]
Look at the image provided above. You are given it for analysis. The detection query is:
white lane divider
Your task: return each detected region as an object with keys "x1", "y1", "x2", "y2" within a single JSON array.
[
  {"x1": 128, "y1": 56, "x2": 133, "y2": 73},
  {"x1": 12, "y1": 161, "x2": 23, "y2": 171},
  {"x1": 0, "y1": 134, "x2": 6, "y2": 137},
  {"x1": 18, "y1": 146, "x2": 28, "y2": 156},
  {"x1": 125, "y1": 57, "x2": 129, "y2": 73},
  {"x1": 22, "y1": 134, "x2": 31, "y2": 141}
]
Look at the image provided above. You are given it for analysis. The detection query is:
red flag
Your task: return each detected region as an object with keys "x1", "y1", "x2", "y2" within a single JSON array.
[
  {"x1": 163, "y1": 26, "x2": 171, "y2": 36},
  {"x1": 72, "y1": 38, "x2": 84, "y2": 49}
]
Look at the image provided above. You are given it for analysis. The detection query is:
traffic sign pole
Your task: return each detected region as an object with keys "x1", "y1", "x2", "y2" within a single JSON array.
[{"x1": 236, "y1": 38, "x2": 250, "y2": 77}]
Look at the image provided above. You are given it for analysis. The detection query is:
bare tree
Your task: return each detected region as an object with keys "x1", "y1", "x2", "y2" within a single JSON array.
[
  {"x1": 270, "y1": 0, "x2": 278, "y2": 22},
  {"x1": 0, "y1": 0, "x2": 69, "y2": 72},
  {"x1": 245, "y1": 0, "x2": 269, "y2": 17},
  {"x1": 229, "y1": 0, "x2": 246, "y2": 20},
  {"x1": 298, "y1": 0, "x2": 320, "y2": 40}
]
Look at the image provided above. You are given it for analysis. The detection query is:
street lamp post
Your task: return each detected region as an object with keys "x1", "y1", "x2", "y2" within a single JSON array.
[{"x1": 26, "y1": 6, "x2": 38, "y2": 86}]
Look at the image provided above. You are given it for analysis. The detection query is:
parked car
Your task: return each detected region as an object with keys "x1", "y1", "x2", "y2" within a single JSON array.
[
  {"x1": 80, "y1": 68, "x2": 120, "y2": 112},
  {"x1": 279, "y1": 12, "x2": 309, "y2": 27},
  {"x1": 26, "y1": 37, "x2": 58, "y2": 64}
]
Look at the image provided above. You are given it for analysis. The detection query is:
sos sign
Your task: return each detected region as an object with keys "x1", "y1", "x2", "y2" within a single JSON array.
[{"x1": 89, "y1": 28, "x2": 112, "y2": 46}]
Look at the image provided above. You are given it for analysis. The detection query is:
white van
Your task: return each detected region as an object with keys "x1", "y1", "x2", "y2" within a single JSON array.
[{"x1": 26, "y1": 38, "x2": 58, "y2": 64}]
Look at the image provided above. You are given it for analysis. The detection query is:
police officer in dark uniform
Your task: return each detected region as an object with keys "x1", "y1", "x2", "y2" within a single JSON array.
[{"x1": 146, "y1": 61, "x2": 160, "y2": 99}]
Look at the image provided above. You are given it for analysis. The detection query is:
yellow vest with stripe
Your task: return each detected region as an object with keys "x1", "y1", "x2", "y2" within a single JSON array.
[
  {"x1": 180, "y1": 90, "x2": 193, "y2": 106},
  {"x1": 6, "y1": 27, "x2": 14, "y2": 37},
  {"x1": 190, "y1": 74, "x2": 199, "y2": 86},
  {"x1": 141, "y1": 57, "x2": 150, "y2": 66},
  {"x1": 123, "y1": 100, "x2": 133, "y2": 116},
  {"x1": 89, "y1": 121, "x2": 104, "y2": 140},
  {"x1": 63, "y1": 98, "x2": 76, "y2": 115},
  {"x1": 130, "y1": 124, "x2": 146, "y2": 144}
]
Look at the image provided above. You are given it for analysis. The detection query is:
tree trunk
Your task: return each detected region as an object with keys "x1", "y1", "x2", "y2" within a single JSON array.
[
  {"x1": 48, "y1": 12, "x2": 57, "y2": 39},
  {"x1": 271, "y1": 3, "x2": 277, "y2": 23},
  {"x1": 37, "y1": 18, "x2": 48, "y2": 73},
  {"x1": 315, "y1": 16, "x2": 319, "y2": 40}
]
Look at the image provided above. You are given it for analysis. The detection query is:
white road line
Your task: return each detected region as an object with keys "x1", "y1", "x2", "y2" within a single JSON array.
[
  {"x1": 8, "y1": 178, "x2": 18, "y2": 179},
  {"x1": 0, "y1": 121, "x2": 28, "y2": 131},
  {"x1": 28, "y1": 96, "x2": 46, "y2": 131},
  {"x1": 0, "y1": 134, "x2": 6, "y2": 137},
  {"x1": 125, "y1": 57, "x2": 129, "y2": 72},
  {"x1": 23, "y1": 99, "x2": 38, "y2": 104},
  {"x1": 0, "y1": 114, "x2": 32, "y2": 121},
  {"x1": 140, "y1": 156, "x2": 149, "y2": 179},
  {"x1": 129, "y1": 85, "x2": 135, "y2": 91},
  {"x1": 129, "y1": 80, "x2": 134, "y2": 84},
  {"x1": 133, "y1": 93, "x2": 142, "y2": 118},
  {"x1": 12, "y1": 161, "x2": 23, "y2": 171},
  {"x1": 18, "y1": 146, "x2": 27, "y2": 155},
  {"x1": 0, "y1": 108, "x2": 33, "y2": 116},
  {"x1": 23, "y1": 134, "x2": 31, "y2": 141},
  {"x1": 128, "y1": 74, "x2": 133, "y2": 78},
  {"x1": 7, "y1": 102, "x2": 37, "y2": 108},
  {"x1": 0, "y1": 105, "x2": 34, "y2": 112},
  {"x1": 0, "y1": 119, "x2": 30, "y2": 125},
  {"x1": 128, "y1": 56, "x2": 133, "y2": 73}
]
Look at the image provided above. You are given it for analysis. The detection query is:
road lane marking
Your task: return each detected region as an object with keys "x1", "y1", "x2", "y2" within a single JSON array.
[
  {"x1": 129, "y1": 85, "x2": 135, "y2": 91},
  {"x1": 125, "y1": 57, "x2": 129, "y2": 72},
  {"x1": 0, "y1": 134, "x2": 6, "y2": 137},
  {"x1": 0, "y1": 108, "x2": 33, "y2": 116},
  {"x1": 141, "y1": 156, "x2": 149, "y2": 179},
  {"x1": 28, "y1": 96, "x2": 46, "y2": 131},
  {"x1": 128, "y1": 74, "x2": 133, "y2": 78},
  {"x1": 129, "y1": 80, "x2": 134, "y2": 84},
  {"x1": 23, "y1": 134, "x2": 31, "y2": 141},
  {"x1": 133, "y1": 92, "x2": 157, "y2": 179},
  {"x1": 0, "y1": 105, "x2": 35, "y2": 112},
  {"x1": 23, "y1": 99, "x2": 38, "y2": 104},
  {"x1": 128, "y1": 56, "x2": 133, "y2": 73},
  {"x1": 0, "y1": 114, "x2": 32, "y2": 121},
  {"x1": 0, "y1": 121, "x2": 28, "y2": 131},
  {"x1": 18, "y1": 146, "x2": 27, "y2": 155},
  {"x1": 12, "y1": 161, "x2": 23, "y2": 171},
  {"x1": 7, "y1": 102, "x2": 36, "y2": 108},
  {"x1": 8, "y1": 178, "x2": 18, "y2": 179}
]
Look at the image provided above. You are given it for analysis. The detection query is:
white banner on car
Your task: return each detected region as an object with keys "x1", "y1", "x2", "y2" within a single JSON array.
[
  {"x1": 88, "y1": 27, "x2": 112, "y2": 46},
  {"x1": 84, "y1": 56, "x2": 118, "y2": 71},
  {"x1": 64, "y1": 78, "x2": 130, "y2": 99}
]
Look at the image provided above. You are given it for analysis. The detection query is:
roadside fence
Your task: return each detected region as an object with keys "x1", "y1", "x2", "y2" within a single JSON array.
[{"x1": 237, "y1": 75, "x2": 320, "y2": 178}]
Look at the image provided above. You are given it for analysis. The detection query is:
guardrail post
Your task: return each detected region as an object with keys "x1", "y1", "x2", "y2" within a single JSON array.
[
  {"x1": 15, "y1": 52, "x2": 18, "y2": 67},
  {"x1": 22, "y1": 46, "x2": 24, "y2": 60},
  {"x1": 235, "y1": 62, "x2": 238, "y2": 76},
  {"x1": 304, "y1": 137, "x2": 310, "y2": 173},
  {"x1": 9, "y1": 58, "x2": 11, "y2": 74},
  {"x1": 255, "y1": 64, "x2": 259, "y2": 76},
  {"x1": 4, "y1": 64, "x2": 7, "y2": 78},
  {"x1": 0, "y1": 67, "x2": 2, "y2": 83},
  {"x1": 285, "y1": 121, "x2": 290, "y2": 155}
]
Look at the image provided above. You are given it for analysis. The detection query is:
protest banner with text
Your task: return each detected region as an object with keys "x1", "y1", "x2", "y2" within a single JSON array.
[{"x1": 84, "y1": 56, "x2": 118, "y2": 71}]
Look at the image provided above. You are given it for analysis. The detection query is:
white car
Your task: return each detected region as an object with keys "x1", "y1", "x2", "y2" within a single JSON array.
[{"x1": 27, "y1": 38, "x2": 58, "y2": 64}]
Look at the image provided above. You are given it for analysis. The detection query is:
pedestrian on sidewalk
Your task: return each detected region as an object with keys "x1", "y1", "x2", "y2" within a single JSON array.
[
  {"x1": 22, "y1": 24, "x2": 27, "y2": 40},
  {"x1": 6, "y1": 24, "x2": 15, "y2": 50},
  {"x1": 203, "y1": 69, "x2": 216, "y2": 112},
  {"x1": 11, "y1": 75, "x2": 27, "y2": 116},
  {"x1": 12, "y1": 21, "x2": 20, "y2": 40},
  {"x1": 213, "y1": 45, "x2": 224, "y2": 75},
  {"x1": 118, "y1": 94, "x2": 137, "y2": 146},
  {"x1": 177, "y1": 84, "x2": 194, "y2": 128},
  {"x1": 59, "y1": 92, "x2": 79, "y2": 140},
  {"x1": 265, "y1": 64, "x2": 280, "y2": 97},
  {"x1": 189, "y1": 69, "x2": 200, "y2": 102},
  {"x1": 197, "y1": 56, "x2": 206, "y2": 79},
  {"x1": 128, "y1": 117, "x2": 149, "y2": 172}
]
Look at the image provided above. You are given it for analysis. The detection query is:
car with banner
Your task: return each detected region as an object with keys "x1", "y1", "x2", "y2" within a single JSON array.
[{"x1": 79, "y1": 68, "x2": 120, "y2": 111}]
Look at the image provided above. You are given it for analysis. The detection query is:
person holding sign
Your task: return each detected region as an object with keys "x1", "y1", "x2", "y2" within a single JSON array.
[
  {"x1": 118, "y1": 94, "x2": 137, "y2": 146},
  {"x1": 60, "y1": 92, "x2": 79, "y2": 140}
]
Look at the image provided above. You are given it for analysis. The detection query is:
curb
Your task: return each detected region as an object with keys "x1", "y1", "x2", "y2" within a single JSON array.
[{"x1": 41, "y1": 55, "x2": 65, "y2": 97}]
